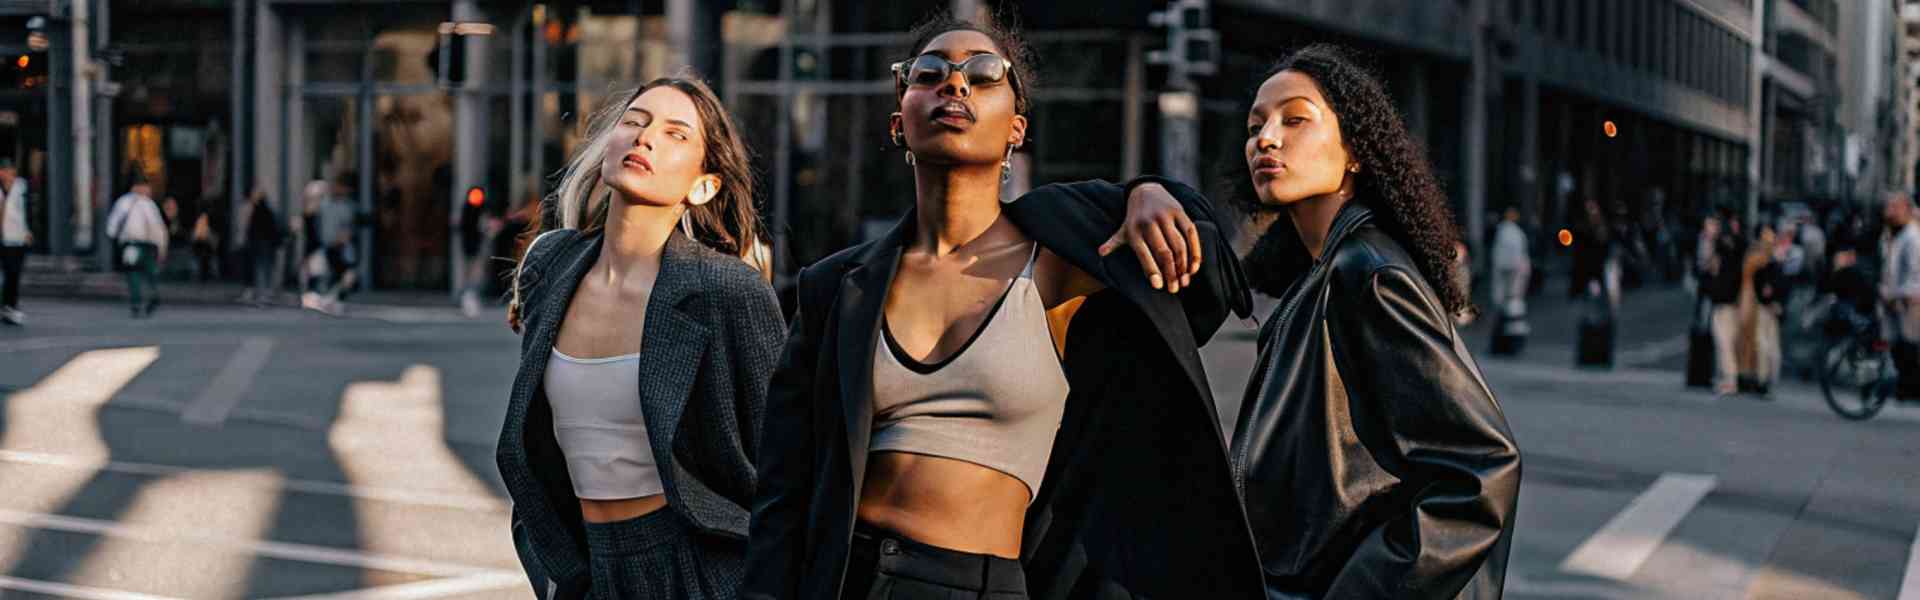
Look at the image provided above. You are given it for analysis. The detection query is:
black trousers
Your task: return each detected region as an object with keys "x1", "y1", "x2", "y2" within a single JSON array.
[
  {"x1": 840, "y1": 522, "x2": 1028, "y2": 600},
  {"x1": 0, "y1": 245, "x2": 24, "y2": 309}
]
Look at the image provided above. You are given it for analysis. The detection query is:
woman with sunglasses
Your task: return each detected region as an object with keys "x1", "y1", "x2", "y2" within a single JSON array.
[
  {"x1": 499, "y1": 76, "x2": 783, "y2": 599},
  {"x1": 1228, "y1": 44, "x2": 1521, "y2": 599},
  {"x1": 743, "y1": 15, "x2": 1264, "y2": 600}
]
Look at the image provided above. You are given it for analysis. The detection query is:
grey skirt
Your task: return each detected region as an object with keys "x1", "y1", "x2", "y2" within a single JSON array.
[{"x1": 583, "y1": 508, "x2": 744, "y2": 600}]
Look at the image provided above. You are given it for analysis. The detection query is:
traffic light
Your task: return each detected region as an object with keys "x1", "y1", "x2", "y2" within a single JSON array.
[
  {"x1": 5, "y1": 51, "x2": 46, "y2": 91},
  {"x1": 460, "y1": 186, "x2": 487, "y2": 256},
  {"x1": 1148, "y1": 0, "x2": 1219, "y2": 85}
]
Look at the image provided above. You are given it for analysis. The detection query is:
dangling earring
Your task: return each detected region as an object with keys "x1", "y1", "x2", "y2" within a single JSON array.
[
  {"x1": 896, "y1": 130, "x2": 914, "y2": 166},
  {"x1": 1001, "y1": 144, "x2": 1017, "y2": 184},
  {"x1": 680, "y1": 210, "x2": 695, "y2": 238}
]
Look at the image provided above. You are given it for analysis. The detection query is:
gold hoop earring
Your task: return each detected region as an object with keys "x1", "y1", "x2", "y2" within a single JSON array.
[{"x1": 904, "y1": 151, "x2": 915, "y2": 166}]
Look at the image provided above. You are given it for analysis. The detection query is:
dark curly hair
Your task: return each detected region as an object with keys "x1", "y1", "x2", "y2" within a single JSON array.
[
  {"x1": 895, "y1": 11, "x2": 1037, "y2": 117},
  {"x1": 1227, "y1": 44, "x2": 1470, "y2": 316}
]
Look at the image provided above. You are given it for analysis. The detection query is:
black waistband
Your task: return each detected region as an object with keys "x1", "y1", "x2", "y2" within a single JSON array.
[{"x1": 846, "y1": 522, "x2": 1026, "y2": 594}]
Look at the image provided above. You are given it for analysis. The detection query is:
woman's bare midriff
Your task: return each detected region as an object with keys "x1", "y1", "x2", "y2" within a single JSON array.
[
  {"x1": 856, "y1": 452, "x2": 1031, "y2": 559},
  {"x1": 579, "y1": 495, "x2": 669, "y2": 523}
]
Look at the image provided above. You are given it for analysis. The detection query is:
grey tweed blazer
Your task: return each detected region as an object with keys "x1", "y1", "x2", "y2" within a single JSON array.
[{"x1": 498, "y1": 227, "x2": 785, "y2": 594}]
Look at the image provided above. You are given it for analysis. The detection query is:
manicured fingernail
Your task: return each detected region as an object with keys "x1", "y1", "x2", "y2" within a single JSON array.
[{"x1": 1151, "y1": 275, "x2": 1164, "y2": 289}]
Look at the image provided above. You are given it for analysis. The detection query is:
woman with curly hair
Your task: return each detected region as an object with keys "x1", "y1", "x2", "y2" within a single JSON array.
[{"x1": 1227, "y1": 44, "x2": 1522, "y2": 599}]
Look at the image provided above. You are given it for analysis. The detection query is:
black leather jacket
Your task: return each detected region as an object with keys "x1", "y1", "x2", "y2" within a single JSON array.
[{"x1": 1233, "y1": 204, "x2": 1522, "y2": 600}]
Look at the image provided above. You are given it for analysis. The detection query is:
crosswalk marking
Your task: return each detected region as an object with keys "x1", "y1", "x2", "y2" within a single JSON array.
[
  {"x1": 181, "y1": 337, "x2": 277, "y2": 426},
  {"x1": 0, "y1": 575, "x2": 184, "y2": 600},
  {"x1": 1559, "y1": 473, "x2": 1718, "y2": 581},
  {"x1": 1900, "y1": 521, "x2": 1920, "y2": 600},
  {"x1": 0, "y1": 449, "x2": 506, "y2": 512},
  {"x1": 0, "y1": 508, "x2": 504, "y2": 578},
  {"x1": 7, "y1": 346, "x2": 159, "y2": 409},
  {"x1": 259, "y1": 572, "x2": 526, "y2": 600}
]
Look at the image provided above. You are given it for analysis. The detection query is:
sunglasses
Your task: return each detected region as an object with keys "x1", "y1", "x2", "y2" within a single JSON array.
[{"x1": 891, "y1": 53, "x2": 1017, "y2": 89}]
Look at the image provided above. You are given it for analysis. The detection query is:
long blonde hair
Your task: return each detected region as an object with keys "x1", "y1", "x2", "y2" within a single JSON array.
[{"x1": 508, "y1": 75, "x2": 770, "y2": 332}]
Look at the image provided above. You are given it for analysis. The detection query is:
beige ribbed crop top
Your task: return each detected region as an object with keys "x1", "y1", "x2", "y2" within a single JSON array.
[{"x1": 870, "y1": 243, "x2": 1070, "y2": 501}]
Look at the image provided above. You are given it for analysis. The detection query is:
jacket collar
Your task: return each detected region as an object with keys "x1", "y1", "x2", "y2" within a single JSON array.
[
  {"x1": 1318, "y1": 202, "x2": 1376, "y2": 263},
  {"x1": 832, "y1": 209, "x2": 914, "y2": 491}
]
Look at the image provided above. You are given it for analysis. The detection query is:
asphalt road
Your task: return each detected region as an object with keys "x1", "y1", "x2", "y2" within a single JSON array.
[{"x1": 0, "y1": 288, "x2": 1914, "y2": 599}]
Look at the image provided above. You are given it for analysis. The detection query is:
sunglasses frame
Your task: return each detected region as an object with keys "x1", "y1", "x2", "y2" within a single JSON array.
[{"x1": 890, "y1": 53, "x2": 1019, "y2": 90}]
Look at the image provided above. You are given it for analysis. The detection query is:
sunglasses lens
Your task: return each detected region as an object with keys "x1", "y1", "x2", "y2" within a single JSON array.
[
  {"x1": 908, "y1": 56, "x2": 949, "y2": 86},
  {"x1": 963, "y1": 56, "x2": 1007, "y2": 86}
]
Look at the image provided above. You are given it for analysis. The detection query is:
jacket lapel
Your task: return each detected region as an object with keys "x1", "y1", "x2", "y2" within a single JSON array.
[
  {"x1": 639, "y1": 231, "x2": 712, "y2": 469},
  {"x1": 835, "y1": 211, "x2": 912, "y2": 492},
  {"x1": 520, "y1": 233, "x2": 601, "y2": 426}
]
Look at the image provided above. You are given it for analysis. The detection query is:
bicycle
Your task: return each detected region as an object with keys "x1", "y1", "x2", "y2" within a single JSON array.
[
  {"x1": 1817, "y1": 301, "x2": 1920, "y2": 420},
  {"x1": 1821, "y1": 324, "x2": 1895, "y2": 420}
]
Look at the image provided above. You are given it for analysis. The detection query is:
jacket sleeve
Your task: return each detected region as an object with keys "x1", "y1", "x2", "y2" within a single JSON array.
[
  {"x1": 742, "y1": 266, "x2": 821, "y2": 600},
  {"x1": 1019, "y1": 176, "x2": 1252, "y2": 336},
  {"x1": 726, "y1": 270, "x2": 788, "y2": 478},
  {"x1": 1323, "y1": 265, "x2": 1522, "y2": 598},
  {"x1": 1127, "y1": 175, "x2": 1254, "y2": 338}
]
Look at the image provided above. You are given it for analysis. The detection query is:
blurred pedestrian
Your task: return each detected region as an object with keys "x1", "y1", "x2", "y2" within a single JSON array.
[
  {"x1": 189, "y1": 202, "x2": 218, "y2": 282},
  {"x1": 303, "y1": 182, "x2": 358, "y2": 313},
  {"x1": 1822, "y1": 244, "x2": 1874, "y2": 340},
  {"x1": 1798, "y1": 214, "x2": 1826, "y2": 283},
  {"x1": 1572, "y1": 197, "x2": 1612, "y2": 298},
  {"x1": 107, "y1": 179, "x2": 168, "y2": 318},
  {"x1": 500, "y1": 76, "x2": 783, "y2": 600},
  {"x1": 1490, "y1": 206, "x2": 1531, "y2": 354},
  {"x1": 0, "y1": 158, "x2": 30, "y2": 325},
  {"x1": 241, "y1": 187, "x2": 283, "y2": 305},
  {"x1": 1706, "y1": 211, "x2": 1747, "y2": 396},
  {"x1": 1220, "y1": 44, "x2": 1517, "y2": 600},
  {"x1": 1880, "y1": 193, "x2": 1920, "y2": 398},
  {"x1": 1739, "y1": 224, "x2": 1783, "y2": 396}
]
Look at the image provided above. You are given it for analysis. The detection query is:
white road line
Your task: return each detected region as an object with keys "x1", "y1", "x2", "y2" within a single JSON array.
[
  {"x1": 1559, "y1": 473, "x2": 1718, "y2": 581},
  {"x1": 8, "y1": 346, "x2": 160, "y2": 409},
  {"x1": 0, "y1": 575, "x2": 185, "y2": 600},
  {"x1": 181, "y1": 337, "x2": 277, "y2": 426},
  {"x1": 260, "y1": 572, "x2": 525, "y2": 600},
  {"x1": 0, "y1": 449, "x2": 506, "y2": 513},
  {"x1": 1900, "y1": 521, "x2": 1920, "y2": 600},
  {"x1": 0, "y1": 508, "x2": 493, "y2": 577}
]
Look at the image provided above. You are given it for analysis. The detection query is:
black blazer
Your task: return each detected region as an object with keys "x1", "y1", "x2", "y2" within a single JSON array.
[
  {"x1": 498, "y1": 228, "x2": 786, "y2": 598},
  {"x1": 742, "y1": 177, "x2": 1268, "y2": 600},
  {"x1": 1235, "y1": 204, "x2": 1521, "y2": 600}
]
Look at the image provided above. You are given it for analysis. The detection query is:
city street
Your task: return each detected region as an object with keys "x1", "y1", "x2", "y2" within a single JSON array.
[{"x1": 0, "y1": 287, "x2": 1915, "y2": 599}]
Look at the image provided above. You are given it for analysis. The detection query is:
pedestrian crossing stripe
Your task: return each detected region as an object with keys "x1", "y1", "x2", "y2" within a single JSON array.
[{"x1": 1559, "y1": 472, "x2": 1718, "y2": 581}]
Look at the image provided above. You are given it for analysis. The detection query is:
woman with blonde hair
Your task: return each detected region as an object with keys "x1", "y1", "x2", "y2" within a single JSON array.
[{"x1": 499, "y1": 74, "x2": 784, "y2": 599}]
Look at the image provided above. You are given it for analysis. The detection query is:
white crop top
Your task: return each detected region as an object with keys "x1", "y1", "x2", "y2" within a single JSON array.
[
  {"x1": 545, "y1": 349, "x2": 665, "y2": 500},
  {"x1": 870, "y1": 244, "x2": 1070, "y2": 501}
]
